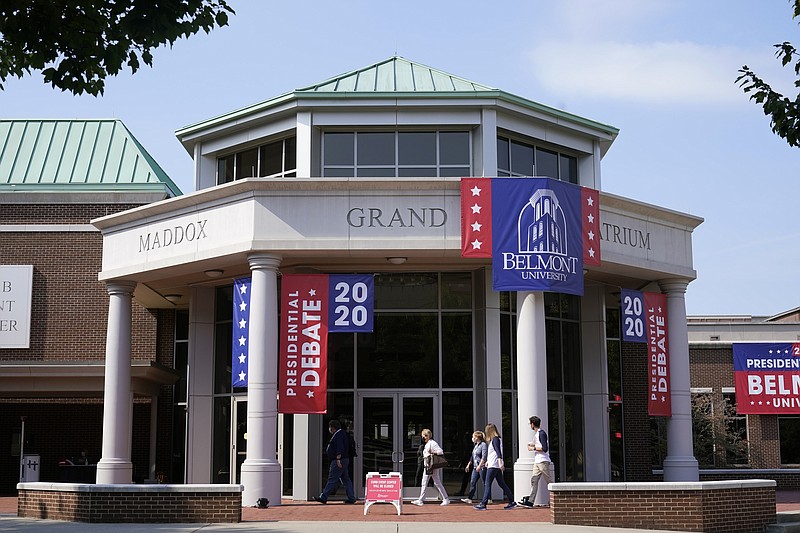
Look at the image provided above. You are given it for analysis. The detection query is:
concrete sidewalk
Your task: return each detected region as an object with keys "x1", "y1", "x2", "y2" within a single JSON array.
[{"x1": 0, "y1": 518, "x2": 690, "y2": 532}]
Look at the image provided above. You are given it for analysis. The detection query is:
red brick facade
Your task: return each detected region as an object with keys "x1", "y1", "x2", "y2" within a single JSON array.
[
  {"x1": 551, "y1": 484, "x2": 775, "y2": 533},
  {"x1": 0, "y1": 201, "x2": 176, "y2": 493},
  {"x1": 18, "y1": 485, "x2": 242, "y2": 523}
]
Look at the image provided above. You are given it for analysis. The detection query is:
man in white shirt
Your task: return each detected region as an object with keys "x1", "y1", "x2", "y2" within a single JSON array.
[{"x1": 519, "y1": 415, "x2": 551, "y2": 508}]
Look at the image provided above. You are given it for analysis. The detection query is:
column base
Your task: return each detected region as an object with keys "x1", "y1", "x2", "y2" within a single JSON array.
[
  {"x1": 513, "y1": 458, "x2": 552, "y2": 505},
  {"x1": 95, "y1": 458, "x2": 133, "y2": 484},
  {"x1": 662, "y1": 455, "x2": 699, "y2": 482},
  {"x1": 240, "y1": 459, "x2": 282, "y2": 507}
]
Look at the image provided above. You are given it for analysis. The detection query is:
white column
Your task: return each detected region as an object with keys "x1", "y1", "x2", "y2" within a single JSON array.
[
  {"x1": 186, "y1": 286, "x2": 215, "y2": 483},
  {"x1": 149, "y1": 395, "x2": 158, "y2": 481},
  {"x1": 96, "y1": 280, "x2": 136, "y2": 484},
  {"x1": 659, "y1": 279, "x2": 699, "y2": 482},
  {"x1": 241, "y1": 253, "x2": 282, "y2": 506},
  {"x1": 513, "y1": 291, "x2": 548, "y2": 501}
]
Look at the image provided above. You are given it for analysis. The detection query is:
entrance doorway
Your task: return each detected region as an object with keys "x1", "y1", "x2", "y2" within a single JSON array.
[
  {"x1": 230, "y1": 397, "x2": 247, "y2": 484},
  {"x1": 548, "y1": 394, "x2": 584, "y2": 482},
  {"x1": 358, "y1": 392, "x2": 439, "y2": 498}
]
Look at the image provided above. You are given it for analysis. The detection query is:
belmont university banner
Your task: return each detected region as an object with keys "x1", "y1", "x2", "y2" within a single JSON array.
[{"x1": 461, "y1": 177, "x2": 600, "y2": 296}]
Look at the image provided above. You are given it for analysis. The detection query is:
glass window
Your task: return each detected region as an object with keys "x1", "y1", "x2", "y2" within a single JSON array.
[
  {"x1": 260, "y1": 141, "x2": 283, "y2": 177},
  {"x1": 535, "y1": 148, "x2": 558, "y2": 179},
  {"x1": 328, "y1": 332, "x2": 354, "y2": 388},
  {"x1": 374, "y1": 273, "x2": 437, "y2": 309},
  {"x1": 357, "y1": 132, "x2": 395, "y2": 165},
  {"x1": 284, "y1": 136, "x2": 296, "y2": 175},
  {"x1": 323, "y1": 131, "x2": 470, "y2": 178},
  {"x1": 399, "y1": 132, "x2": 436, "y2": 165},
  {"x1": 235, "y1": 148, "x2": 258, "y2": 179},
  {"x1": 497, "y1": 137, "x2": 509, "y2": 172},
  {"x1": 442, "y1": 313, "x2": 472, "y2": 388},
  {"x1": 324, "y1": 132, "x2": 354, "y2": 165},
  {"x1": 498, "y1": 135, "x2": 579, "y2": 183},
  {"x1": 439, "y1": 132, "x2": 470, "y2": 165},
  {"x1": 780, "y1": 416, "x2": 800, "y2": 464},
  {"x1": 441, "y1": 272, "x2": 472, "y2": 309},
  {"x1": 560, "y1": 154, "x2": 577, "y2": 184},
  {"x1": 510, "y1": 140, "x2": 534, "y2": 176},
  {"x1": 357, "y1": 313, "x2": 439, "y2": 388},
  {"x1": 218, "y1": 155, "x2": 234, "y2": 184}
]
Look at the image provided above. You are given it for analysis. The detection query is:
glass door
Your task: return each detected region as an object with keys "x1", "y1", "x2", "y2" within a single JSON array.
[
  {"x1": 358, "y1": 392, "x2": 438, "y2": 499},
  {"x1": 231, "y1": 397, "x2": 247, "y2": 483}
]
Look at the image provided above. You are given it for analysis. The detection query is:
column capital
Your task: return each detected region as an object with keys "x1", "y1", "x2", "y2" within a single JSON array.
[
  {"x1": 658, "y1": 278, "x2": 691, "y2": 295},
  {"x1": 247, "y1": 253, "x2": 282, "y2": 271},
  {"x1": 105, "y1": 280, "x2": 137, "y2": 296}
]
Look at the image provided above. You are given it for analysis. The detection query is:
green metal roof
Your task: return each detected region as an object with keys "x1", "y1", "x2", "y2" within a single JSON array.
[
  {"x1": 0, "y1": 119, "x2": 181, "y2": 196},
  {"x1": 296, "y1": 56, "x2": 497, "y2": 93},
  {"x1": 176, "y1": 57, "x2": 618, "y2": 142}
]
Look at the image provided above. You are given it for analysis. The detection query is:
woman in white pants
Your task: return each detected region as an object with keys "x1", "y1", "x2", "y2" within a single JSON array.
[{"x1": 411, "y1": 428, "x2": 450, "y2": 506}]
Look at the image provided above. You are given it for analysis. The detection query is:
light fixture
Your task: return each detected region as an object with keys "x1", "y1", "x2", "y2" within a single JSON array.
[
  {"x1": 164, "y1": 294, "x2": 181, "y2": 304},
  {"x1": 204, "y1": 269, "x2": 224, "y2": 278},
  {"x1": 386, "y1": 257, "x2": 407, "y2": 265}
]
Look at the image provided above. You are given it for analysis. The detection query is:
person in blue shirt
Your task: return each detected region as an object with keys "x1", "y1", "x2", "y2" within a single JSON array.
[
  {"x1": 313, "y1": 419, "x2": 356, "y2": 504},
  {"x1": 474, "y1": 423, "x2": 517, "y2": 510}
]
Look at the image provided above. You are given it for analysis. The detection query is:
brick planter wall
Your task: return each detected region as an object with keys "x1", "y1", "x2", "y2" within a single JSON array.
[
  {"x1": 17, "y1": 483, "x2": 242, "y2": 523},
  {"x1": 550, "y1": 480, "x2": 775, "y2": 533}
]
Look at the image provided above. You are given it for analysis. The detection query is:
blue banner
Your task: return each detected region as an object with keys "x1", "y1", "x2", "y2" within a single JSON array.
[
  {"x1": 491, "y1": 177, "x2": 584, "y2": 295},
  {"x1": 232, "y1": 276, "x2": 251, "y2": 388},
  {"x1": 328, "y1": 274, "x2": 374, "y2": 332},
  {"x1": 620, "y1": 289, "x2": 646, "y2": 343}
]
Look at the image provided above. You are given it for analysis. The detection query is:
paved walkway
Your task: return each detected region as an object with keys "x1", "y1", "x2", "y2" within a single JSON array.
[{"x1": 1, "y1": 492, "x2": 799, "y2": 532}]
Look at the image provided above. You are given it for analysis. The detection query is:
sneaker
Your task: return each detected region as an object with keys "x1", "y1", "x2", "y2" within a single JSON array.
[
  {"x1": 474, "y1": 503, "x2": 487, "y2": 510},
  {"x1": 460, "y1": 498, "x2": 473, "y2": 504},
  {"x1": 411, "y1": 500, "x2": 424, "y2": 506},
  {"x1": 488, "y1": 499, "x2": 493, "y2": 504},
  {"x1": 343, "y1": 499, "x2": 357, "y2": 504},
  {"x1": 519, "y1": 499, "x2": 534, "y2": 508},
  {"x1": 504, "y1": 502, "x2": 518, "y2": 510},
  {"x1": 312, "y1": 495, "x2": 327, "y2": 504},
  {"x1": 534, "y1": 503, "x2": 550, "y2": 508},
  {"x1": 440, "y1": 499, "x2": 450, "y2": 506}
]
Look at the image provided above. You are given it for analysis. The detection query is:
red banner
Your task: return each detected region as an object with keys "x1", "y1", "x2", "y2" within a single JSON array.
[
  {"x1": 460, "y1": 177, "x2": 492, "y2": 258},
  {"x1": 279, "y1": 274, "x2": 328, "y2": 414},
  {"x1": 581, "y1": 186, "x2": 601, "y2": 266},
  {"x1": 645, "y1": 292, "x2": 671, "y2": 417}
]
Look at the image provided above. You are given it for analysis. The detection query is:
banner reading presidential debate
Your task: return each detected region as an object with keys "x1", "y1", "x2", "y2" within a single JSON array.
[
  {"x1": 461, "y1": 177, "x2": 600, "y2": 296},
  {"x1": 620, "y1": 288, "x2": 672, "y2": 417},
  {"x1": 279, "y1": 274, "x2": 374, "y2": 414},
  {"x1": 734, "y1": 343, "x2": 800, "y2": 414}
]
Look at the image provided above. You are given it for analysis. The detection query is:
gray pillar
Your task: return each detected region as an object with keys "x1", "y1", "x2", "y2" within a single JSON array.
[
  {"x1": 659, "y1": 279, "x2": 699, "y2": 482},
  {"x1": 96, "y1": 280, "x2": 136, "y2": 484},
  {"x1": 513, "y1": 291, "x2": 548, "y2": 502},
  {"x1": 241, "y1": 253, "x2": 282, "y2": 506}
]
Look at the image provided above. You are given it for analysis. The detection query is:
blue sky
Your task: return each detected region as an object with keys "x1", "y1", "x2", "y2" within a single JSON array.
[{"x1": 2, "y1": 1, "x2": 799, "y2": 317}]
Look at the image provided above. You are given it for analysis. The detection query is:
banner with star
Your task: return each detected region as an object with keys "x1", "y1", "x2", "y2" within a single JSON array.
[
  {"x1": 733, "y1": 343, "x2": 800, "y2": 414},
  {"x1": 278, "y1": 274, "x2": 374, "y2": 414},
  {"x1": 279, "y1": 274, "x2": 330, "y2": 414},
  {"x1": 460, "y1": 177, "x2": 601, "y2": 293},
  {"x1": 232, "y1": 276, "x2": 252, "y2": 388}
]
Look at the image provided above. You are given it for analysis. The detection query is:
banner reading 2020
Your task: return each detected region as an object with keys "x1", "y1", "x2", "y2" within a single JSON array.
[{"x1": 279, "y1": 274, "x2": 374, "y2": 414}]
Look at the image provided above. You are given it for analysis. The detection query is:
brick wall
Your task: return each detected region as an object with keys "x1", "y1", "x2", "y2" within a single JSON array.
[
  {"x1": 18, "y1": 486, "x2": 242, "y2": 523},
  {"x1": 1, "y1": 201, "x2": 177, "y2": 491},
  {"x1": 551, "y1": 484, "x2": 775, "y2": 533},
  {"x1": 621, "y1": 341, "x2": 656, "y2": 481}
]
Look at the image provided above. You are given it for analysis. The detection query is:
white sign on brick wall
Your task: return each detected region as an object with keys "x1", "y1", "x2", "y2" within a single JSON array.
[{"x1": 0, "y1": 265, "x2": 33, "y2": 349}]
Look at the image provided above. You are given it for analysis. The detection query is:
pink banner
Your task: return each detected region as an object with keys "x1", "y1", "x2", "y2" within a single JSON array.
[
  {"x1": 279, "y1": 274, "x2": 328, "y2": 414},
  {"x1": 645, "y1": 292, "x2": 671, "y2": 417}
]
